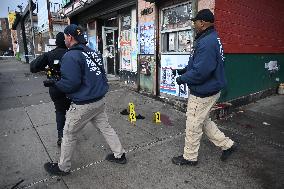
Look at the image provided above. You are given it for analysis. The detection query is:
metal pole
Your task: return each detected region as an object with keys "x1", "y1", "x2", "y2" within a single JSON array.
[
  {"x1": 47, "y1": 0, "x2": 54, "y2": 39},
  {"x1": 29, "y1": 0, "x2": 36, "y2": 58}
]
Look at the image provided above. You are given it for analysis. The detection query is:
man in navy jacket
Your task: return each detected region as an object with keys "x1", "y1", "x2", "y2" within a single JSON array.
[
  {"x1": 172, "y1": 9, "x2": 237, "y2": 166},
  {"x1": 44, "y1": 24, "x2": 126, "y2": 176}
]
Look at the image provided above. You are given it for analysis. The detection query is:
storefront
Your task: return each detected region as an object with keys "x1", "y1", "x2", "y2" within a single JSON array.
[
  {"x1": 136, "y1": 0, "x2": 196, "y2": 96},
  {"x1": 67, "y1": 0, "x2": 197, "y2": 93},
  {"x1": 65, "y1": 0, "x2": 284, "y2": 104},
  {"x1": 68, "y1": 0, "x2": 138, "y2": 85}
]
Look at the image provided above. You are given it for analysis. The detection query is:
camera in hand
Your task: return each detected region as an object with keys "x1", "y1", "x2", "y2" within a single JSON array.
[{"x1": 43, "y1": 61, "x2": 61, "y2": 87}]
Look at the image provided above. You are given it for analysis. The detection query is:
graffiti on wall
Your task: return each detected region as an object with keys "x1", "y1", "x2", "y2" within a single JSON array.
[
  {"x1": 160, "y1": 54, "x2": 190, "y2": 98},
  {"x1": 139, "y1": 22, "x2": 155, "y2": 54}
]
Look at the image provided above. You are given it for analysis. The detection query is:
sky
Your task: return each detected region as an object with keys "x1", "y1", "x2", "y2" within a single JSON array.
[
  {"x1": 0, "y1": 0, "x2": 62, "y2": 18},
  {"x1": 1, "y1": 0, "x2": 27, "y2": 18}
]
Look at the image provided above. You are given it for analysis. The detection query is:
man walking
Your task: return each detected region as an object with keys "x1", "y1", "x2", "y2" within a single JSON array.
[
  {"x1": 30, "y1": 32, "x2": 71, "y2": 146},
  {"x1": 43, "y1": 24, "x2": 126, "y2": 176},
  {"x1": 172, "y1": 9, "x2": 237, "y2": 166}
]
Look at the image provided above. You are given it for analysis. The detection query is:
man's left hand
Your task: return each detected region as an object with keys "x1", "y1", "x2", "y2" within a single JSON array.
[
  {"x1": 43, "y1": 79, "x2": 56, "y2": 87},
  {"x1": 176, "y1": 77, "x2": 184, "y2": 85}
]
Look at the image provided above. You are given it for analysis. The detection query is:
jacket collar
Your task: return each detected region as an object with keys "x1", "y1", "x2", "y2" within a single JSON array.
[
  {"x1": 68, "y1": 43, "x2": 85, "y2": 51},
  {"x1": 195, "y1": 26, "x2": 215, "y2": 40}
]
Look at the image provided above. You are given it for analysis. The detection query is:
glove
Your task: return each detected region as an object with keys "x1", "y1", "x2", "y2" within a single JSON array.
[
  {"x1": 176, "y1": 77, "x2": 184, "y2": 85},
  {"x1": 43, "y1": 79, "x2": 55, "y2": 87},
  {"x1": 177, "y1": 67, "x2": 187, "y2": 75}
]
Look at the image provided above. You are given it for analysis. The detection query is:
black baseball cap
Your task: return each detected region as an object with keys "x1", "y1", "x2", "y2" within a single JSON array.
[
  {"x1": 191, "y1": 9, "x2": 214, "y2": 23},
  {"x1": 64, "y1": 24, "x2": 87, "y2": 44},
  {"x1": 55, "y1": 32, "x2": 66, "y2": 48}
]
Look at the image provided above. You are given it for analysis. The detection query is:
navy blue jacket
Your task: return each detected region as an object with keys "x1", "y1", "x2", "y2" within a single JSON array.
[
  {"x1": 55, "y1": 44, "x2": 109, "y2": 104},
  {"x1": 180, "y1": 27, "x2": 227, "y2": 97}
]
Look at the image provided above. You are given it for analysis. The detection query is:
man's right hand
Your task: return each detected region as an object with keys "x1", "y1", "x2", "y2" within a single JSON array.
[{"x1": 177, "y1": 67, "x2": 187, "y2": 75}]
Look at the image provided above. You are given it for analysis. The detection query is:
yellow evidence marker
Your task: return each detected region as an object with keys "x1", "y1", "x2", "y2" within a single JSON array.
[
  {"x1": 128, "y1": 102, "x2": 136, "y2": 124},
  {"x1": 129, "y1": 111, "x2": 136, "y2": 123},
  {"x1": 128, "y1": 102, "x2": 135, "y2": 113},
  {"x1": 153, "y1": 112, "x2": 161, "y2": 123}
]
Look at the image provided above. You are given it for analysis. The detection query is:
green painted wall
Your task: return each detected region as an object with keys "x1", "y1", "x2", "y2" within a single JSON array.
[
  {"x1": 139, "y1": 56, "x2": 156, "y2": 94},
  {"x1": 140, "y1": 74, "x2": 154, "y2": 93},
  {"x1": 220, "y1": 54, "x2": 284, "y2": 102}
]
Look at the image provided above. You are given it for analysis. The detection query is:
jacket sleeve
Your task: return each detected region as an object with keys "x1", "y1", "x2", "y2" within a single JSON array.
[
  {"x1": 180, "y1": 41, "x2": 217, "y2": 85},
  {"x1": 30, "y1": 53, "x2": 49, "y2": 73},
  {"x1": 55, "y1": 53, "x2": 82, "y2": 93}
]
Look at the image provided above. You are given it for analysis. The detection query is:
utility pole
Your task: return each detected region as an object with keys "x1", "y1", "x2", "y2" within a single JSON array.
[
  {"x1": 47, "y1": 0, "x2": 54, "y2": 39},
  {"x1": 29, "y1": 0, "x2": 36, "y2": 58}
]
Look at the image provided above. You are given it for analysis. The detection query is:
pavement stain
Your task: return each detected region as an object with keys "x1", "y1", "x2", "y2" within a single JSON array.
[{"x1": 160, "y1": 114, "x2": 173, "y2": 126}]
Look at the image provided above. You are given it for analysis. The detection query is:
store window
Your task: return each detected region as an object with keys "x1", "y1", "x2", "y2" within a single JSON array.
[
  {"x1": 160, "y1": 2, "x2": 194, "y2": 98},
  {"x1": 161, "y1": 2, "x2": 193, "y2": 53}
]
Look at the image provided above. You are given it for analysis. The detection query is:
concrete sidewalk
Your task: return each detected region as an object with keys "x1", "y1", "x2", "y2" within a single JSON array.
[{"x1": 0, "y1": 58, "x2": 283, "y2": 189}]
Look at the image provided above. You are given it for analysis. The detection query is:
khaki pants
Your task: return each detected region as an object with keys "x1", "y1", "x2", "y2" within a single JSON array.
[
  {"x1": 183, "y1": 92, "x2": 234, "y2": 161},
  {"x1": 58, "y1": 99, "x2": 125, "y2": 172}
]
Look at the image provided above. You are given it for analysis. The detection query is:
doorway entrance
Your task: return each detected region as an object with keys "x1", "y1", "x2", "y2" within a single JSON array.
[{"x1": 102, "y1": 27, "x2": 119, "y2": 75}]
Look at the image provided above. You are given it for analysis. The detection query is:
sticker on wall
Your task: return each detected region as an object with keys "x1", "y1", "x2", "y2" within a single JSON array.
[
  {"x1": 139, "y1": 22, "x2": 155, "y2": 54},
  {"x1": 265, "y1": 61, "x2": 279, "y2": 73}
]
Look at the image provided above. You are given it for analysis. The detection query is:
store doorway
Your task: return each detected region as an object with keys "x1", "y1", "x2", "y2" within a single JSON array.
[{"x1": 102, "y1": 27, "x2": 118, "y2": 75}]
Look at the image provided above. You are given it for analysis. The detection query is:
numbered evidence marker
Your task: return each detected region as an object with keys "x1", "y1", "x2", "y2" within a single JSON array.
[
  {"x1": 153, "y1": 112, "x2": 161, "y2": 123},
  {"x1": 128, "y1": 102, "x2": 135, "y2": 113},
  {"x1": 129, "y1": 111, "x2": 136, "y2": 123}
]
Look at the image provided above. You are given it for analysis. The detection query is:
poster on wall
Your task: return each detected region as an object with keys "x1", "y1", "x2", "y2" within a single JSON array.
[
  {"x1": 160, "y1": 54, "x2": 190, "y2": 98},
  {"x1": 121, "y1": 14, "x2": 131, "y2": 30},
  {"x1": 131, "y1": 50, "x2": 138, "y2": 72},
  {"x1": 162, "y1": 3, "x2": 192, "y2": 31},
  {"x1": 139, "y1": 55, "x2": 155, "y2": 76},
  {"x1": 88, "y1": 21, "x2": 97, "y2": 50},
  {"x1": 169, "y1": 33, "x2": 176, "y2": 51},
  {"x1": 120, "y1": 30, "x2": 132, "y2": 71},
  {"x1": 88, "y1": 36, "x2": 97, "y2": 50},
  {"x1": 139, "y1": 22, "x2": 155, "y2": 54},
  {"x1": 178, "y1": 30, "x2": 193, "y2": 52},
  {"x1": 121, "y1": 46, "x2": 132, "y2": 70}
]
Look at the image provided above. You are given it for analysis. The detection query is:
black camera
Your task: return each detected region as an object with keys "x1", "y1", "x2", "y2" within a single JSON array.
[{"x1": 43, "y1": 61, "x2": 61, "y2": 87}]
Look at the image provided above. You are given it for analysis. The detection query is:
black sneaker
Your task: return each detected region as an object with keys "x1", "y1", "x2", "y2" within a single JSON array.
[
  {"x1": 172, "y1": 155, "x2": 198, "y2": 166},
  {"x1": 57, "y1": 138, "x2": 62, "y2": 146},
  {"x1": 44, "y1": 162, "x2": 70, "y2": 176},
  {"x1": 120, "y1": 109, "x2": 129, "y2": 115},
  {"x1": 220, "y1": 143, "x2": 238, "y2": 161},
  {"x1": 105, "y1": 153, "x2": 127, "y2": 164},
  {"x1": 136, "y1": 114, "x2": 145, "y2": 119}
]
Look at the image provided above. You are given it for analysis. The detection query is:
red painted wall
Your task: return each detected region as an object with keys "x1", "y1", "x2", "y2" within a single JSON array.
[{"x1": 215, "y1": 0, "x2": 284, "y2": 53}]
